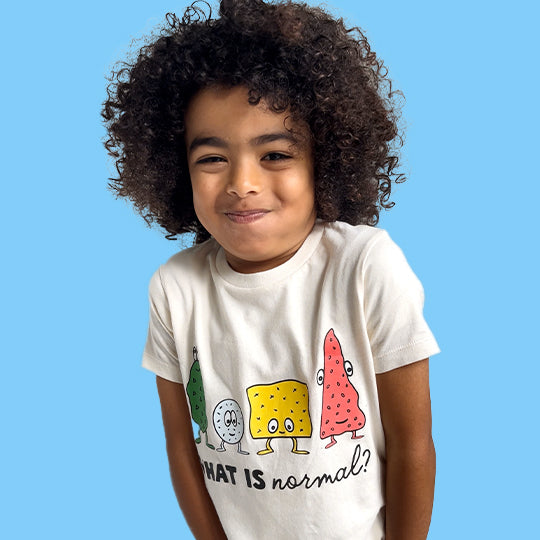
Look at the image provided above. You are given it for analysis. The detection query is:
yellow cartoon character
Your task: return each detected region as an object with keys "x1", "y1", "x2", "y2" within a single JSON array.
[{"x1": 246, "y1": 380, "x2": 312, "y2": 455}]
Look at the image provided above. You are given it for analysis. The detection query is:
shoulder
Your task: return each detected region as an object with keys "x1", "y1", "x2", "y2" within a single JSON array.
[
  {"x1": 321, "y1": 220, "x2": 420, "y2": 289},
  {"x1": 321, "y1": 220, "x2": 393, "y2": 266},
  {"x1": 148, "y1": 237, "x2": 219, "y2": 297},
  {"x1": 162, "y1": 237, "x2": 218, "y2": 273}
]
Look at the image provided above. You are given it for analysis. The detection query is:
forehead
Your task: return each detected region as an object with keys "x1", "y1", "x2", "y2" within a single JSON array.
[{"x1": 184, "y1": 86, "x2": 306, "y2": 142}]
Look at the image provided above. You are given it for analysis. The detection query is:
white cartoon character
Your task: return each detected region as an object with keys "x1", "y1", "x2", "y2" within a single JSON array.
[{"x1": 213, "y1": 399, "x2": 249, "y2": 454}]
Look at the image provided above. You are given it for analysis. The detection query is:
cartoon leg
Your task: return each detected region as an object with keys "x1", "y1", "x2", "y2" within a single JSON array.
[
  {"x1": 237, "y1": 443, "x2": 249, "y2": 455},
  {"x1": 325, "y1": 435, "x2": 337, "y2": 449},
  {"x1": 257, "y1": 438, "x2": 274, "y2": 455},
  {"x1": 291, "y1": 438, "x2": 309, "y2": 455},
  {"x1": 216, "y1": 440, "x2": 226, "y2": 452},
  {"x1": 195, "y1": 428, "x2": 202, "y2": 444},
  {"x1": 351, "y1": 431, "x2": 364, "y2": 440},
  {"x1": 204, "y1": 430, "x2": 215, "y2": 450}
]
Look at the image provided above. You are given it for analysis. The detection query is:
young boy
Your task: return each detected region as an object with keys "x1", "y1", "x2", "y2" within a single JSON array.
[{"x1": 103, "y1": 1, "x2": 440, "y2": 538}]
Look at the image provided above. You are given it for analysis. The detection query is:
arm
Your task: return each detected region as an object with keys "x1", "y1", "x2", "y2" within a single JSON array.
[
  {"x1": 156, "y1": 376, "x2": 227, "y2": 540},
  {"x1": 376, "y1": 359, "x2": 436, "y2": 540}
]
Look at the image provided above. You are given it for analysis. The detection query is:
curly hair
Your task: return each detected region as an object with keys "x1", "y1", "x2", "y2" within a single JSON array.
[{"x1": 102, "y1": 0, "x2": 405, "y2": 243}]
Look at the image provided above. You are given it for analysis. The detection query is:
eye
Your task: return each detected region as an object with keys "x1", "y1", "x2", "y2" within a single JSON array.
[
  {"x1": 224, "y1": 411, "x2": 232, "y2": 427},
  {"x1": 195, "y1": 155, "x2": 226, "y2": 164},
  {"x1": 284, "y1": 418, "x2": 294, "y2": 432},
  {"x1": 344, "y1": 360, "x2": 353, "y2": 377},
  {"x1": 317, "y1": 369, "x2": 324, "y2": 385},
  {"x1": 231, "y1": 411, "x2": 238, "y2": 427},
  {"x1": 268, "y1": 418, "x2": 278, "y2": 434},
  {"x1": 262, "y1": 152, "x2": 290, "y2": 161}
]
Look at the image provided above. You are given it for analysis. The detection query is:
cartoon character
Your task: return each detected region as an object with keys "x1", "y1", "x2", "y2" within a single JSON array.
[
  {"x1": 318, "y1": 329, "x2": 366, "y2": 449},
  {"x1": 247, "y1": 380, "x2": 312, "y2": 455},
  {"x1": 213, "y1": 399, "x2": 249, "y2": 454},
  {"x1": 186, "y1": 347, "x2": 215, "y2": 449}
]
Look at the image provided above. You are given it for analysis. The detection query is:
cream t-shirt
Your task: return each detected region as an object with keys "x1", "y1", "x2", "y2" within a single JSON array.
[{"x1": 143, "y1": 221, "x2": 440, "y2": 539}]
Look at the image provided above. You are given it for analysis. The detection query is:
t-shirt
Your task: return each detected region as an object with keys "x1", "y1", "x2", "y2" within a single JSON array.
[{"x1": 143, "y1": 220, "x2": 440, "y2": 540}]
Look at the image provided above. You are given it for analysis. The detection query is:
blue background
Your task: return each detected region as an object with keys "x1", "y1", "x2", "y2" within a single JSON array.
[{"x1": 1, "y1": 0, "x2": 538, "y2": 538}]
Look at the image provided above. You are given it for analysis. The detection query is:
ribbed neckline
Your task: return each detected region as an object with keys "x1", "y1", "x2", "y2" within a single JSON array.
[{"x1": 213, "y1": 221, "x2": 325, "y2": 288}]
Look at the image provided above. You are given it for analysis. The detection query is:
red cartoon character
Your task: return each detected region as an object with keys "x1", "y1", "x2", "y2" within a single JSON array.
[{"x1": 318, "y1": 329, "x2": 366, "y2": 449}]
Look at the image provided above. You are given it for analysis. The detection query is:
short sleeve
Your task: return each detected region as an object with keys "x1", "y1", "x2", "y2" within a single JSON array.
[
  {"x1": 142, "y1": 267, "x2": 183, "y2": 383},
  {"x1": 362, "y1": 231, "x2": 440, "y2": 373}
]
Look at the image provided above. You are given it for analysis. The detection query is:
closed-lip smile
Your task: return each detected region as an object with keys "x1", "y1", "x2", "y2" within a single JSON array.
[{"x1": 224, "y1": 209, "x2": 270, "y2": 224}]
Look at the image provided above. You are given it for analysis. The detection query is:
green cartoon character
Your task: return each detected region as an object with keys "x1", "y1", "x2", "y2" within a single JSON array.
[{"x1": 186, "y1": 347, "x2": 214, "y2": 449}]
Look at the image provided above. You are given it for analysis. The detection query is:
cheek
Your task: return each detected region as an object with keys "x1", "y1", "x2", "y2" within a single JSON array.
[
  {"x1": 191, "y1": 188, "x2": 204, "y2": 212},
  {"x1": 191, "y1": 181, "x2": 216, "y2": 213},
  {"x1": 275, "y1": 171, "x2": 314, "y2": 201},
  {"x1": 191, "y1": 192, "x2": 215, "y2": 233},
  {"x1": 291, "y1": 177, "x2": 315, "y2": 209},
  {"x1": 191, "y1": 190, "x2": 204, "y2": 220}
]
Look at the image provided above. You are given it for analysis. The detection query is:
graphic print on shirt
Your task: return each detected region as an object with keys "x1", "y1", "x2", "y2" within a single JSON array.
[
  {"x1": 247, "y1": 380, "x2": 312, "y2": 455},
  {"x1": 318, "y1": 329, "x2": 366, "y2": 449},
  {"x1": 186, "y1": 346, "x2": 215, "y2": 449},
  {"x1": 213, "y1": 399, "x2": 249, "y2": 455}
]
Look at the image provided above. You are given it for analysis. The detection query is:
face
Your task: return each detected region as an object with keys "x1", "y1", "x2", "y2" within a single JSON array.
[
  {"x1": 213, "y1": 399, "x2": 245, "y2": 445},
  {"x1": 184, "y1": 86, "x2": 316, "y2": 273}
]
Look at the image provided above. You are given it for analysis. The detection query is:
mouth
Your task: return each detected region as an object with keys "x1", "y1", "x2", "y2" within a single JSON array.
[{"x1": 224, "y1": 209, "x2": 269, "y2": 224}]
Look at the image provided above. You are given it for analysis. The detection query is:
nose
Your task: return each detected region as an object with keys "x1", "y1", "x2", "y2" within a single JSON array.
[{"x1": 226, "y1": 159, "x2": 262, "y2": 198}]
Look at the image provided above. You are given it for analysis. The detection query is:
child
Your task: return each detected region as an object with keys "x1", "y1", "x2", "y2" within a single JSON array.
[{"x1": 103, "y1": 1, "x2": 440, "y2": 538}]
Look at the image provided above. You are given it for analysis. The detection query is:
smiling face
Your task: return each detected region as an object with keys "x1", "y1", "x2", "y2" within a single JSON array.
[{"x1": 184, "y1": 86, "x2": 316, "y2": 274}]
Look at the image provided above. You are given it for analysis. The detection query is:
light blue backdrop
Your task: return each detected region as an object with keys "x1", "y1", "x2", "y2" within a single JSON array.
[{"x1": 1, "y1": 0, "x2": 538, "y2": 538}]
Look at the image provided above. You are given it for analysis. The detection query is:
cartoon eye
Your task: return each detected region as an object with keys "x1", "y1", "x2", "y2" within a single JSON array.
[
  {"x1": 231, "y1": 411, "x2": 238, "y2": 427},
  {"x1": 284, "y1": 418, "x2": 294, "y2": 432},
  {"x1": 317, "y1": 369, "x2": 324, "y2": 385},
  {"x1": 344, "y1": 360, "x2": 353, "y2": 376},
  {"x1": 224, "y1": 411, "x2": 232, "y2": 427},
  {"x1": 268, "y1": 418, "x2": 278, "y2": 434}
]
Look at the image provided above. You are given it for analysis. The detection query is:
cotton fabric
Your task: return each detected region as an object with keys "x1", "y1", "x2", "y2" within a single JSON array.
[{"x1": 143, "y1": 221, "x2": 439, "y2": 539}]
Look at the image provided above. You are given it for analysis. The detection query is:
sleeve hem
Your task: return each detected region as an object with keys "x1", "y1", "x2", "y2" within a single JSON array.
[
  {"x1": 142, "y1": 353, "x2": 183, "y2": 384},
  {"x1": 374, "y1": 339, "x2": 441, "y2": 374}
]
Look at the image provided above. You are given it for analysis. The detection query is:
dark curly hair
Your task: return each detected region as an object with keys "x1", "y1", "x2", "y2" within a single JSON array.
[{"x1": 102, "y1": 0, "x2": 405, "y2": 243}]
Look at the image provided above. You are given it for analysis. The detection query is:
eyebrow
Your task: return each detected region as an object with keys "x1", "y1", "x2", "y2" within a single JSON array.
[{"x1": 188, "y1": 132, "x2": 298, "y2": 153}]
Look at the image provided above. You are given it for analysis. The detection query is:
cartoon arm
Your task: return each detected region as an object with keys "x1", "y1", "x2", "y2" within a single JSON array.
[
  {"x1": 156, "y1": 376, "x2": 227, "y2": 540},
  {"x1": 376, "y1": 359, "x2": 435, "y2": 540}
]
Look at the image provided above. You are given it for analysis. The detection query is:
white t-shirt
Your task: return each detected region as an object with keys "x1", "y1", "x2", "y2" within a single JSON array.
[{"x1": 143, "y1": 221, "x2": 440, "y2": 540}]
